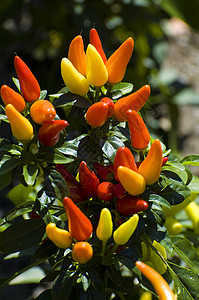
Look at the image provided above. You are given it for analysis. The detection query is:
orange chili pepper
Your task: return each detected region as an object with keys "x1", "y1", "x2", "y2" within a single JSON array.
[
  {"x1": 105, "y1": 37, "x2": 134, "y2": 84},
  {"x1": 0, "y1": 85, "x2": 25, "y2": 112},
  {"x1": 114, "y1": 85, "x2": 151, "y2": 122},
  {"x1": 68, "y1": 35, "x2": 87, "y2": 77},
  {"x1": 99, "y1": 97, "x2": 114, "y2": 118},
  {"x1": 14, "y1": 55, "x2": 41, "y2": 102},
  {"x1": 85, "y1": 102, "x2": 109, "y2": 127},
  {"x1": 114, "y1": 146, "x2": 137, "y2": 181},
  {"x1": 136, "y1": 261, "x2": 176, "y2": 300},
  {"x1": 89, "y1": 28, "x2": 107, "y2": 63},
  {"x1": 126, "y1": 109, "x2": 150, "y2": 150},
  {"x1": 30, "y1": 100, "x2": 56, "y2": 124}
]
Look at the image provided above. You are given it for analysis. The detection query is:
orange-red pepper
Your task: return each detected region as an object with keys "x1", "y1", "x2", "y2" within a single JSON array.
[
  {"x1": 114, "y1": 146, "x2": 137, "y2": 181},
  {"x1": 105, "y1": 37, "x2": 134, "y2": 84},
  {"x1": 0, "y1": 85, "x2": 25, "y2": 112},
  {"x1": 114, "y1": 85, "x2": 151, "y2": 122},
  {"x1": 30, "y1": 100, "x2": 56, "y2": 124},
  {"x1": 89, "y1": 28, "x2": 107, "y2": 63},
  {"x1": 126, "y1": 109, "x2": 150, "y2": 150},
  {"x1": 68, "y1": 35, "x2": 87, "y2": 77},
  {"x1": 14, "y1": 55, "x2": 41, "y2": 102},
  {"x1": 79, "y1": 161, "x2": 100, "y2": 198},
  {"x1": 38, "y1": 120, "x2": 68, "y2": 146},
  {"x1": 85, "y1": 102, "x2": 109, "y2": 127},
  {"x1": 99, "y1": 97, "x2": 115, "y2": 118},
  {"x1": 116, "y1": 195, "x2": 148, "y2": 216},
  {"x1": 63, "y1": 197, "x2": 93, "y2": 241}
]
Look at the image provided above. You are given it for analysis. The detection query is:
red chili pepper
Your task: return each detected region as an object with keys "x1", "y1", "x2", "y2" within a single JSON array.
[
  {"x1": 55, "y1": 164, "x2": 85, "y2": 203},
  {"x1": 89, "y1": 28, "x2": 107, "y2": 63},
  {"x1": 0, "y1": 85, "x2": 26, "y2": 112},
  {"x1": 63, "y1": 197, "x2": 93, "y2": 241},
  {"x1": 112, "y1": 182, "x2": 126, "y2": 199},
  {"x1": 68, "y1": 35, "x2": 87, "y2": 77},
  {"x1": 93, "y1": 162, "x2": 114, "y2": 182},
  {"x1": 99, "y1": 97, "x2": 115, "y2": 118},
  {"x1": 14, "y1": 55, "x2": 41, "y2": 102},
  {"x1": 114, "y1": 146, "x2": 137, "y2": 181},
  {"x1": 38, "y1": 120, "x2": 68, "y2": 147},
  {"x1": 116, "y1": 194, "x2": 148, "y2": 216},
  {"x1": 162, "y1": 157, "x2": 168, "y2": 166},
  {"x1": 79, "y1": 161, "x2": 100, "y2": 198},
  {"x1": 85, "y1": 102, "x2": 109, "y2": 127},
  {"x1": 114, "y1": 85, "x2": 151, "y2": 122},
  {"x1": 96, "y1": 181, "x2": 114, "y2": 201},
  {"x1": 126, "y1": 109, "x2": 150, "y2": 150}
]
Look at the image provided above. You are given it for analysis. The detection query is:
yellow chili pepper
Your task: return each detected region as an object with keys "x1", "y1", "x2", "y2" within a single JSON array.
[
  {"x1": 136, "y1": 261, "x2": 176, "y2": 300},
  {"x1": 139, "y1": 291, "x2": 152, "y2": 300},
  {"x1": 164, "y1": 217, "x2": 183, "y2": 235},
  {"x1": 5, "y1": 104, "x2": 34, "y2": 142},
  {"x1": 96, "y1": 208, "x2": 113, "y2": 242},
  {"x1": 117, "y1": 166, "x2": 146, "y2": 196},
  {"x1": 185, "y1": 201, "x2": 199, "y2": 234},
  {"x1": 46, "y1": 223, "x2": 72, "y2": 249},
  {"x1": 113, "y1": 214, "x2": 139, "y2": 245},
  {"x1": 138, "y1": 139, "x2": 162, "y2": 185},
  {"x1": 68, "y1": 35, "x2": 87, "y2": 77},
  {"x1": 150, "y1": 240, "x2": 167, "y2": 275},
  {"x1": 86, "y1": 44, "x2": 108, "y2": 87},
  {"x1": 61, "y1": 57, "x2": 89, "y2": 96}
]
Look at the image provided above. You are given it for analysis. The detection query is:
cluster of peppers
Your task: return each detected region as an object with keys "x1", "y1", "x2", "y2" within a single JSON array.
[{"x1": 1, "y1": 56, "x2": 68, "y2": 146}]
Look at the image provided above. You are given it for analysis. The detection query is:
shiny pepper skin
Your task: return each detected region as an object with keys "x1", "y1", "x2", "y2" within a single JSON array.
[
  {"x1": 14, "y1": 55, "x2": 41, "y2": 102},
  {"x1": 99, "y1": 97, "x2": 115, "y2": 118},
  {"x1": 114, "y1": 85, "x2": 151, "y2": 122},
  {"x1": 85, "y1": 102, "x2": 109, "y2": 127},
  {"x1": 117, "y1": 166, "x2": 146, "y2": 196},
  {"x1": 89, "y1": 28, "x2": 107, "y2": 63},
  {"x1": 105, "y1": 37, "x2": 134, "y2": 84},
  {"x1": 46, "y1": 223, "x2": 72, "y2": 249},
  {"x1": 63, "y1": 197, "x2": 93, "y2": 241},
  {"x1": 138, "y1": 139, "x2": 163, "y2": 185},
  {"x1": 116, "y1": 195, "x2": 148, "y2": 216},
  {"x1": 61, "y1": 57, "x2": 89, "y2": 96},
  {"x1": 56, "y1": 164, "x2": 85, "y2": 203},
  {"x1": 113, "y1": 214, "x2": 139, "y2": 245},
  {"x1": 93, "y1": 162, "x2": 114, "y2": 182},
  {"x1": 0, "y1": 85, "x2": 26, "y2": 112},
  {"x1": 150, "y1": 240, "x2": 167, "y2": 275},
  {"x1": 86, "y1": 44, "x2": 108, "y2": 87},
  {"x1": 114, "y1": 146, "x2": 137, "y2": 181},
  {"x1": 79, "y1": 161, "x2": 100, "y2": 198},
  {"x1": 96, "y1": 181, "x2": 114, "y2": 201},
  {"x1": 38, "y1": 119, "x2": 68, "y2": 147},
  {"x1": 126, "y1": 109, "x2": 150, "y2": 150},
  {"x1": 30, "y1": 100, "x2": 56, "y2": 124},
  {"x1": 96, "y1": 208, "x2": 113, "y2": 241},
  {"x1": 68, "y1": 35, "x2": 87, "y2": 77},
  {"x1": 72, "y1": 241, "x2": 93, "y2": 264},
  {"x1": 136, "y1": 261, "x2": 176, "y2": 300},
  {"x1": 5, "y1": 104, "x2": 33, "y2": 141}
]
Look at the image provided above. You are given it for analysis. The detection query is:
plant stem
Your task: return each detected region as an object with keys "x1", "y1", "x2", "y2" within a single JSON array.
[{"x1": 100, "y1": 239, "x2": 107, "y2": 256}]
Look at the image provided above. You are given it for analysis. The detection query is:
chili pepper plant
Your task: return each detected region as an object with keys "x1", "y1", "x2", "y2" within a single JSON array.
[{"x1": 1, "y1": 28, "x2": 199, "y2": 300}]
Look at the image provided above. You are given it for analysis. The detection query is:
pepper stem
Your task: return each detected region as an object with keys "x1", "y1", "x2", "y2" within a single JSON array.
[{"x1": 101, "y1": 239, "x2": 107, "y2": 256}]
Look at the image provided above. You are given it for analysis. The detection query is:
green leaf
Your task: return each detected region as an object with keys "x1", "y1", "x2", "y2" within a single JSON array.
[
  {"x1": 102, "y1": 135, "x2": 124, "y2": 163},
  {"x1": 35, "y1": 289, "x2": 52, "y2": 300},
  {"x1": 0, "y1": 171, "x2": 12, "y2": 190},
  {"x1": 171, "y1": 236, "x2": 199, "y2": 273},
  {"x1": 43, "y1": 170, "x2": 68, "y2": 200},
  {"x1": 0, "y1": 218, "x2": 45, "y2": 253},
  {"x1": 57, "y1": 134, "x2": 87, "y2": 157},
  {"x1": 39, "y1": 90, "x2": 48, "y2": 100},
  {"x1": 181, "y1": 155, "x2": 199, "y2": 166},
  {"x1": 0, "y1": 157, "x2": 20, "y2": 175},
  {"x1": 9, "y1": 267, "x2": 46, "y2": 284},
  {"x1": 7, "y1": 183, "x2": 36, "y2": 206},
  {"x1": 45, "y1": 152, "x2": 74, "y2": 164},
  {"x1": 5, "y1": 201, "x2": 34, "y2": 222},
  {"x1": 109, "y1": 82, "x2": 133, "y2": 98},
  {"x1": 23, "y1": 164, "x2": 39, "y2": 186},
  {"x1": 12, "y1": 77, "x2": 20, "y2": 92},
  {"x1": 173, "y1": 88, "x2": 199, "y2": 106},
  {"x1": 81, "y1": 274, "x2": 90, "y2": 292}
]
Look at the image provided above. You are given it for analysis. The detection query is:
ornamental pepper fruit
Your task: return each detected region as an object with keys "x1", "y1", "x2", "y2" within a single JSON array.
[
  {"x1": 105, "y1": 37, "x2": 134, "y2": 84},
  {"x1": 61, "y1": 57, "x2": 89, "y2": 96},
  {"x1": 164, "y1": 217, "x2": 183, "y2": 235},
  {"x1": 96, "y1": 181, "x2": 114, "y2": 201},
  {"x1": 63, "y1": 197, "x2": 93, "y2": 241},
  {"x1": 68, "y1": 35, "x2": 87, "y2": 77},
  {"x1": 5, "y1": 104, "x2": 33, "y2": 141},
  {"x1": 46, "y1": 223, "x2": 72, "y2": 249},
  {"x1": 113, "y1": 182, "x2": 126, "y2": 199},
  {"x1": 126, "y1": 109, "x2": 150, "y2": 150},
  {"x1": 14, "y1": 55, "x2": 41, "y2": 102},
  {"x1": 139, "y1": 292, "x2": 152, "y2": 300},
  {"x1": 86, "y1": 44, "x2": 108, "y2": 87},
  {"x1": 116, "y1": 195, "x2": 148, "y2": 216},
  {"x1": 79, "y1": 161, "x2": 100, "y2": 198},
  {"x1": 114, "y1": 146, "x2": 137, "y2": 181},
  {"x1": 96, "y1": 208, "x2": 113, "y2": 242},
  {"x1": 114, "y1": 85, "x2": 151, "y2": 122},
  {"x1": 30, "y1": 100, "x2": 56, "y2": 124},
  {"x1": 93, "y1": 162, "x2": 114, "y2": 182},
  {"x1": 136, "y1": 261, "x2": 176, "y2": 300},
  {"x1": 56, "y1": 164, "x2": 85, "y2": 203},
  {"x1": 117, "y1": 166, "x2": 146, "y2": 196},
  {"x1": 99, "y1": 97, "x2": 115, "y2": 118},
  {"x1": 72, "y1": 241, "x2": 93, "y2": 264},
  {"x1": 85, "y1": 102, "x2": 109, "y2": 127},
  {"x1": 113, "y1": 214, "x2": 139, "y2": 245},
  {"x1": 89, "y1": 28, "x2": 107, "y2": 63},
  {"x1": 138, "y1": 139, "x2": 163, "y2": 185},
  {"x1": 38, "y1": 119, "x2": 68, "y2": 147},
  {"x1": 0, "y1": 85, "x2": 25, "y2": 112},
  {"x1": 185, "y1": 201, "x2": 199, "y2": 234},
  {"x1": 149, "y1": 240, "x2": 167, "y2": 275}
]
